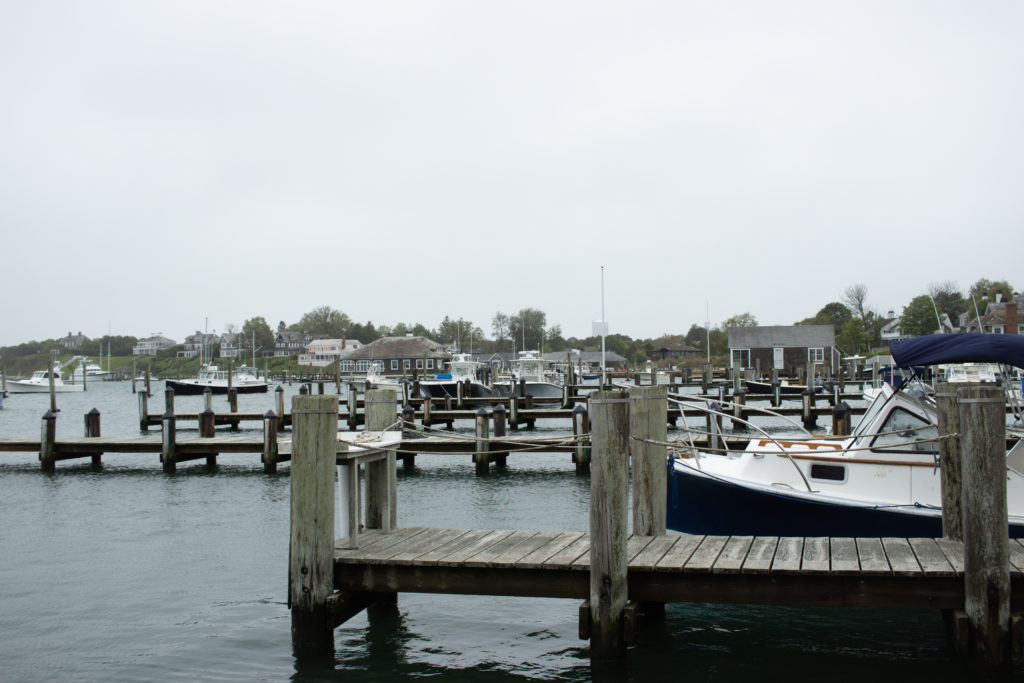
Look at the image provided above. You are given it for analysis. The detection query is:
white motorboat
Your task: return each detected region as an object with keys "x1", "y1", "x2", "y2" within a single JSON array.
[
  {"x1": 6, "y1": 364, "x2": 84, "y2": 393},
  {"x1": 494, "y1": 351, "x2": 563, "y2": 399},
  {"x1": 166, "y1": 365, "x2": 268, "y2": 395},
  {"x1": 667, "y1": 333, "x2": 1024, "y2": 538},
  {"x1": 417, "y1": 354, "x2": 494, "y2": 399},
  {"x1": 71, "y1": 359, "x2": 111, "y2": 382}
]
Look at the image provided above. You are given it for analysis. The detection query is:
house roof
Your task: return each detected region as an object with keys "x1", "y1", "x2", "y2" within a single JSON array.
[
  {"x1": 346, "y1": 336, "x2": 448, "y2": 360},
  {"x1": 728, "y1": 325, "x2": 835, "y2": 348}
]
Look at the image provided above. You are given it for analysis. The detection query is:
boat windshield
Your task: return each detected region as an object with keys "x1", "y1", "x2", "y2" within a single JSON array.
[{"x1": 869, "y1": 407, "x2": 938, "y2": 454}]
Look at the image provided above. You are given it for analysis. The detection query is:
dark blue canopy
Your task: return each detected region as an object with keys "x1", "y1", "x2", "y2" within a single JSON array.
[{"x1": 891, "y1": 333, "x2": 1024, "y2": 369}]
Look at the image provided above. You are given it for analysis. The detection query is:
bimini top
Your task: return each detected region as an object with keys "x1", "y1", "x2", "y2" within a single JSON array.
[{"x1": 891, "y1": 333, "x2": 1024, "y2": 370}]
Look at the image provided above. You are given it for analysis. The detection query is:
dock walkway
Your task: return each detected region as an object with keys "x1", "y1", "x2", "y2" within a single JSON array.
[{"x1": 335, "y1": 527, "x2": 1024, "y2": 611}]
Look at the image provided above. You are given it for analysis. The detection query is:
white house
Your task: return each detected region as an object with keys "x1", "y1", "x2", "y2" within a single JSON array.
[
  {"x1": 298, "y1": 339, "x2": 363, "y2": 367},
  {"x1": 133, "y1": 335, "x2": 176, "y2": 356}
]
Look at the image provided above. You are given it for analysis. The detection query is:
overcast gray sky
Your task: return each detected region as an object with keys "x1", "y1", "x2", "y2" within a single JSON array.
[{"x1": 2, "y1": 1, "x2": 1020, "y2": 347}]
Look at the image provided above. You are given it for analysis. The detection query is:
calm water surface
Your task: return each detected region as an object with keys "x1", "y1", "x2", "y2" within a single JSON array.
[{"x1": 0, "y1": 382, "x2": 1011, "y2": 680}]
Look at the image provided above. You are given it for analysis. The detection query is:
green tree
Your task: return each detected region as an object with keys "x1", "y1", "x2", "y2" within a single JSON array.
[
  {"x1": 968, "y1": 278, "x2": 1016, "y2": 312},
  {"x1": 836, "y1": 318, "x2": 868, "y2": 355},
  {"x1": 900, "y1": 295, "x2": 941, "y2": 337},
  {"x1": 545, "y1": 324, "x2": 566, "y2": 350},
  {"x1": 435, "y1": 317, "x2": 484, "y2": 350},
  {"x1": 292, "y1": 305, "x2": 352, "y2": 338},
  {"x1": 928, "y1": 281, "x2": 966, "y2": 324},
  {"x1": 241, "y1": 317, "x2": 275, "y2": 356},
  {"x1": 798, "y1": 302, "x2": 852, "y2": 329},
  {"x1": 721, "y1": 313, "x2": 757, "y2": 329},
  {"x1": 491, "y1": 313, "x2": 511, "y2": 350},
  {"x1": 507, "y1": 308, "x2": 547, "y2": 352}
]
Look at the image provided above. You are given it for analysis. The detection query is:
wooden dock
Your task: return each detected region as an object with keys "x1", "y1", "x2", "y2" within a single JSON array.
[
  {"x1": 287, "y1": 385, "x2": 1021, "y2": 671},
  {"x1": 333, "y1": 527, "x2": 1024, "y2": 612}
]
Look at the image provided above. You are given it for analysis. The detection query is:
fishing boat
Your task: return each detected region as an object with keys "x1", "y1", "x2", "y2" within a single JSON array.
[
  {"x1": 666, "y1": 333, "x2": 1024, "y2": 538},
  {"x1": 71, "y1": 359, "x2": 111, "y2": 382},
  {"x1": 166, "y1": 365, "x2": 268, "y2": 395},
  {"x1": 417, "y1": 353, "x2": 494, "y2": 399},
  {"x1": 493, "y1": 351, "x2": 563, "y2": 399},
  {"x1": 6, "y1": 363, "x2": 85, "y2": 393}
]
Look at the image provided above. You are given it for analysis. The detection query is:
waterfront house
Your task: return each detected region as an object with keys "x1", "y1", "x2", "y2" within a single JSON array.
[
  {"x1": 727, "y1": 325, "x2": 837, "y2": 376},
  {"x1": 177, "y1": 331, "x2": 221, "y2": 358},
  {"x1": 298, "y1": 338, "x2": 363, "y2": 367},
  {"x1": 219, "y1": 333, "x2": 241, "y2": 358},
  {"x1": 274, "y1": 331, "x2": 327, "y2": 358},
  {"x1": 650, "y1": 344, "x2": 701, "y2": 362},
  {"x1": 133, "y1": 335, "x2": 176, "y2": 356},
  {"x1": 58, "y1": 331, "x2": 89, "y2": 350},
  {"x1": 341, "y1": 336, "x2": 448, "y2": 374},
  {"x1": 961, "y1": 294, "x2": 1022, "y2": 334}
]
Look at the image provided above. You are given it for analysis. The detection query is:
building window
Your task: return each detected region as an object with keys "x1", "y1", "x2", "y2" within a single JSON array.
[
  {"x1": 416, "y1": 359, "x2": 424, "y2": 369},
  {"x1": 729, "y1": 349, "x2": 750, "y2": 368},
  {"x1": 993, "y1": 326, "x2": 1004, "y2": 334},
  {"x1": 357, "y1": 360, "x2": 371, "y2": 372},
  {"x1": 391, "y1": 360, "x2": 398, "y2": 370},
  {"x1": 404, "y1": 360, "x2": 411, "y2": 370},
  {"x1": 426, "y1": 359, "x2": 434, "y2": 369},
  {"x1": 808, "y1": 348, "x2": 824, "y2": 364},
  {"x1": 341, "y1": 361, "x2": 354, "y2": 372}
]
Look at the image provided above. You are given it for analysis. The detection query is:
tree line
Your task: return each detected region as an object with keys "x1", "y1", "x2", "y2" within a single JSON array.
[{"x1": 2, "y1": 277, "x2": 1016, "y2": 368}]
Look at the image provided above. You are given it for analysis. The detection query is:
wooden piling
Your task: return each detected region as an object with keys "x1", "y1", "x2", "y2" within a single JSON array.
[
  {"x1": 145, "y1": 363, "x2": 151, "y2": 397},
  {"x1": 85, "y1": 408, "x2": 101, "y2": 465},
  {"x1": 831, "y1": 402, "x2": 851, "y2": 438},
  {"x1": 401, "y1": 405, "x2": 416, "y2": 467},
  {"x1": 204, "y1": 387, "x2": 213, "y2": 413},
  {"x1": 572, "y1": 404, "x2": 591, "y2": 474},
  {"x1": 509, "y1": 394, "x2": 519, "y2": 431},
  {"x1": 935, "y1": 382, "x2": 970, "y2": 542},
  {"x1": 492, "y1": 404, "x2": 507, "y2": 467},
  {"x1": 138, "y1": 391, "x2": 149, "y2": 431},
  {"x1": 161, "y1": 411, "x2": 177, "y2": 473},
  {"x1": 364, "y1": 389, "x2": 397, "y2": 531},
  {"x1": 732, "y1": 387, "x2": 746, "y2": 426},
  {"x1": 40, "y1": 411, "x2": 56, "y2": 472},
  {"x1": 587, "y1": 390, "x2": 629, "y2": 662},
  {"x1": 347, "y1": 384, "x2": 359, "y2": 432},
  {"x1": 957, "y1": 384, "x2": 1010, "y2": 671},
  {"x1": 200, "y1": 407, "x2": 216, "y2": 465},
  {"x1": 275, "y1": 386, "x2": 286, "y2": 432},
  {"x1": 165, "y1": 386, "x2": 175, "y2": 415},
  {"x1": 132, "y1": 357, "x2": 137, "y2": 394},
  {"x1": 474, "y1": 408, "x2": 490, "y2": 475},
  {"x1": 701, "y1": 363, "x2": 711, "y2": 394},
  {"x1": 289, "y1": 394, "x2": 339, "y2": 654},
  {"x1": 422, "y1": 396, "x2": 432, "y2": 428},
  {"x1": 48, "y1": 365, "x2": 57, "y2": 412},
  {"x1": 263, "y1": 410, "x2": 279, "y2": 474},
  {"x1": 628, "y1": 385, "x2": 667, "y2": 536}
]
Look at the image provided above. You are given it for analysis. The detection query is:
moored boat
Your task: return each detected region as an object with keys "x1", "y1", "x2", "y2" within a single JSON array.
[
  {"x1": 166, "y1": 365, "x2": 268, "y2": 395},
  {"x1": 6, "y1": 364, "x2": 84, "y2": 394},
  {"x1": 667, "y1": 333, "x2": 1024, "y2": 538}
]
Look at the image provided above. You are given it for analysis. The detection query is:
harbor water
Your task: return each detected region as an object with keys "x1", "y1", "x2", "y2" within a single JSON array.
[{"x1": 0, "y1": 381, "x2": 1011, "y2": 681}]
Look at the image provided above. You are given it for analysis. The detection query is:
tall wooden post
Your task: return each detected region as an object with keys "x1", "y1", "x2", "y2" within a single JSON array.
[
  {"x1": 422, "y1": 396, "x2": 432, "y2": 429},
  {"x1": 572, "y1": 403, "x2": 591, "y2": 474},
  {"x1": 165, "y1": 386, "x2": 175, "y2": 415},
  {"x1": 275, "y1": 385, "x2": 286, "y2": 432},
  {"x1": 263, "y1": 410, "x2": 279, "y2": 474},
  {"x1": 203, "y1": 387, "x2": 213, "y2": 413},
  {"x1": 200, "y1": 406, "x2": 216, "y2": 466},
  {"x1": 936, "y1": 382, "x2": 970, "y2": 541},
  {"x1": 587, "y1": 390, "x2": 629, "y2": 662},
  {"x1": 138, "y1": 390, "x2": 149, "y2": 431},
  {"x1": 85, "y1": 408, "x2": 101, "y2": 465},
  {"x1": 830, "y1": 402, "x2": 851, "y2": 438},
  {"x1": 701, "y1": 362, "x2": 711, "y2": 395},
  {"x1": 628, "y1": 385, "x2": 667, "y2": 536},
  {"x1": 161, "y1": 411, "x2": 177, "y2": 473},
  {"x1": 365, "y1": 389, "x2": 397, "y2": 531},
  {"x1": 48, "y1": 364, "x2": 57, "y2": 413},
  {"x1": 40, "y1": 411, "x2": 57, "y2": 472},
  {"x1": 145, "y1": 362, "x2": 152, "y2": 397},
  {"x1": 289, "y1": 394, "x2": 339, "y2": 654},
  {"x1": 474, "y1": 407, "x2": 490, "y2": 475},
  {"x1": 132, "y1": 357, "x2": 137, "y2": 394},
  {"x1": 347, "y1": 383, "x2": 359, "y2": 432},
  {"x1": 401, "y1": 405, "x2": 416, "y2": 467},
  {"x1": 509, "y1": 393, "x2": 519, "y2": 431},
  {"x1": 958, "y1": 385, "x2": 1010, "y2": 671},
  {"x1": 492, "y1": 404, "x2": 507, "y2": 467}
]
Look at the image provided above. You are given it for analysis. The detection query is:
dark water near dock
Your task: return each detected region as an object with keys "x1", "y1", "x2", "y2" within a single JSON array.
[{"x1": 0, "y1": 382, "x2": 1013, "y2": 680}]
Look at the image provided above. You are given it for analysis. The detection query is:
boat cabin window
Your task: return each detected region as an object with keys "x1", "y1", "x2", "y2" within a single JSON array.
[
  {"x1": 870, "y1": 407, "x2": 938, "y2": 454},
  {"x1": 809, "y1": 463, "x2": 846, "y2": 482}
]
